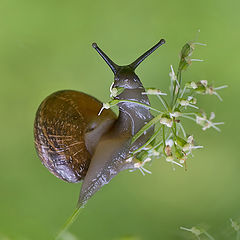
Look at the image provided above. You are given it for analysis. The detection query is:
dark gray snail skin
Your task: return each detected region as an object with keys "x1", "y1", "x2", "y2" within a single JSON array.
[{"x1": 34, "y1": 39, "x2": 166, "y2": 207}]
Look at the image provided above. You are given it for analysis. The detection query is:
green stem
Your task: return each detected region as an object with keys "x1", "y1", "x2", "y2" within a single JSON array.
[
  {"x1": 132, "y1": 127, "x2": 162, "y2": 155},
  {"x1": 171, "y1": 69, "x2": 181, "y2": 107},
  {"x1": 173, "y1": 120, "x2": 177, "y2": 136},
  {"x1": 203, "y1": 231, "x2": 215, "y2": 240},
  {"x1": 131, "y1": 114, "x2": 162, "y2": 144},
  {"x1": 162, "y1": 125, "x2": 166, "y2": 155},
  {"x1": 149, "y1": 140, "x2": 163, "y2": 152},
  {"x1": 157, "y1": 95, "x2": 169, "y2": 111},
  {"x1": 173, "y1": 71, "x2": 182, "y2": 107},
  {"x1": 175, "y1": 85, "x2": 186, "y2": 110},
  {"x1": 178, "y1": 122, "x2": 186, "y2": 138},
  {"x1": 56, "y1": 206, "x2": 83, "y2": 239},
  {"x1": 181, "y1": 114, "x2": 196, "y2": 122}
]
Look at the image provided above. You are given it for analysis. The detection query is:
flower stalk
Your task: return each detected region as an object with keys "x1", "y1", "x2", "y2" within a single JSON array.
[{"x1": 100, "y1": 39, "x2": 226, "y2": 171}]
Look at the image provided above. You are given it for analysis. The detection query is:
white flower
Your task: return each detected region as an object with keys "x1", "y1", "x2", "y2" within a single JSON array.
[
  {"x1": 160, "y1": 117, "x2": 173, "y2": 128},
  {"x1": 169, "y1": 65, "x2": 178, "y2": 83},
  {"x1": 180, "y1": 226, "x2": 202, "y2": 237},
  {"x1": 166, "y1": 156, "x2": 183, "y2": 168},
  {"x1": 142, "y1": 88, "x2": 167, "y2": 96},
  {"x1": 178, "y1": 98, "x2": 199, "y2": 109},
  {"x1": 196, "y1": 80, "x2": 228, "y2": 101},
  {"x1": 165, "y1": 145, "x2": 172, "y2": 156},
  {"x1": 187, "y1": 135, "x2": 194, "y2": 144},
  {"x1": 110, "y1": 87, "x2": 118, "y2": 98},
  {"x1": 179, "y1": 158, "x2": 186, "y2": 164},
  {"x1": 195, "y1": 112, "x2": 224, "y2": 132},
  {"x1": 125, "y1": 157, "x2": 133, "y2": 163},
  {"x1": 200, "y1": 80, "x2": 208, "y2": 87},
  {"x1": 187, "y1": 96, "x2": 197, "y2": 104},
  {"x1": 230, "y1": 219, "x2": 240, "y2": 232},
  {"x1": 190, "y1": 81, "x2": 198, "y2": 89},
  {"x1": 130, "y1": 158, "x2": 152, "y2": 176},
  {"x1": 170, "y1": 111, "x2": 181, "y2": 118},
  {"x1": 185, "y1": 81, "x2": 198, "y2": 89},
  {"x1": 210, "y1": 112, "x2": 215, "y2": 120},
  {"x1": 182, "y1": 135, "x2": 203, "y2": 152},
  {"x1": 149, "y1": 149, "x2": 160, "y2": 156}
]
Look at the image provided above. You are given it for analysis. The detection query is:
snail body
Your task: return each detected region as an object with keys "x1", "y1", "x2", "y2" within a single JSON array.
[{"x1": 34, "y1": 39, "x2": 166, "y2": 206}]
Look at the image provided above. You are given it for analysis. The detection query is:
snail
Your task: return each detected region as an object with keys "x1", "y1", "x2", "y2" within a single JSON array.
[{"x1": 34, "y1": 39, "x2": 166, "y2": 207}]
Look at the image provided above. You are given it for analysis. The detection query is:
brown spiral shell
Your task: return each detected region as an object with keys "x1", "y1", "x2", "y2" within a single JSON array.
[{"x1": 34, "y1": 90, "x2": 116, "y2": 183}]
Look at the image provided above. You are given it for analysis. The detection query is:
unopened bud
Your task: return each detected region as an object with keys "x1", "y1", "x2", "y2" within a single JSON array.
[
  {"x1": 170, "y1": 111, "x2": 181, "y2": 118},
  {"x1": 176, "y1": 137, "x2": 187, "y2": 148},
  {"x1": 160, "y1": 117, "x2": 173, "y2": 127},
  {"x1": 166, "y1": 156, "x2": 174, "y2": 162},
  {"x1": 110, "y1": 88, "x2": 118, "y2": 97},
  {"x1": 179, "y1": 159, "x2": 185, "y2": 164},
  {"x1": 183, "y1": 143, "x2": 190, "y2": 152},
  {"x1": 165, "y1": 145, "x2": 172, "y2": 156}
]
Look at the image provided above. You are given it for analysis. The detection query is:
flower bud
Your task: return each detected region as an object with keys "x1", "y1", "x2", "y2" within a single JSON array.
[
  {"x1": 166, "y1": 139, "x2": 174, "y2": 147},
  {"x1": 166, "y1": 156, "x2": 174, "y2": 162},
  {"x1": 180, "y1": 42, "x2": 194, "y2": 59},
  {"x1": 190, "y1": 227, "x2": 201, "y2": 236},
  {"x1": 175, "y1": 148, "x2": 184, "y2": 159},
  {"x1": 103, "y1": 103, "x2": 110, "y2": 109},
  {"x1": 183, "y1": 143, "x2": 190, "y2": 152},
  {"x1": 200, "y1": 80, "x2": 208, "y2": 87},
  {"x1": 110, "y1": 87, "x2": 118, "y2": 98},
  {"x1": 175, "y1": 136, "x2": 187, "y2": 148},
  {"x1": 160, "y1": 116, "x2": 173, "y2": 128},
  {"x1": 187, "y1": 135, "x2": 194, "y2": 144},
  {"x1": 178, "y1": 98, "x2": 188, "y2": 106},
  {"x1": 179, "y1": 158, "x2": 185, "y2": 164},
  {"x1": 230, "y1": 219, "x2": 240, "y2": 232},
  {"x1": 170, "y1": 111, "x2": 181, "y2": 118},
  {"x1": 186, "y1": 81, "x2": 198, "y2": 89},
  {"x1": 187, "y1": 96, "x2": 197, "y2": 105},
  {"x1": 165, "y1": 145, "x2": 172, "y2": 156}
]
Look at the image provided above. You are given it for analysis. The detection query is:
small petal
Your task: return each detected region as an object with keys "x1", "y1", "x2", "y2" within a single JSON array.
[
  {"x1": 210, "y1": 112, "x2": 215, "y2": 120},
  {"x1": 160, "y1": 117, "x2": 173, "y2": 128},
  {"x1": 142, "y1": 88, "x2": 167, "y2": 96},
  {"x1": 200, "y1": 80, "x2": 208, "y2": 87},
  {"x1": 166, "y1": 139, "x2": 174, "y2": 147}
]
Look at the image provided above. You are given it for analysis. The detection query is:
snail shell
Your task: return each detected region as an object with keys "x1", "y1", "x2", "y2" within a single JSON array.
[{"x1": 34, "y1": 90, "x2": 116, "y2": 183}]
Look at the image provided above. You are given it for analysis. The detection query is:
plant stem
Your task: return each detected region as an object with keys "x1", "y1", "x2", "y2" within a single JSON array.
[
  {"x1": 162, "y1": 125, "x2": 166, "y2": 155},
  {"x1": 133, "y1": 127, "x2": 162, "y2": 155},
  {"x1": 56, "y1": 206, "x2": 83, "y2": 239},
  {"x1": 157, "y1": 95, "x2": 168, "y2": 111},
  {"x1": 203, "y1": 231, "x2": 215, "y2": 240},
  {"x1": 131, "y1": 114, "x2": 162, "y2": 144}
]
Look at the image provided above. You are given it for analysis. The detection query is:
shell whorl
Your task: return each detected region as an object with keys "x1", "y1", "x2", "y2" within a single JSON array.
[{"x1": 34, "y1": 90, "x2": 116, "y2": 183}]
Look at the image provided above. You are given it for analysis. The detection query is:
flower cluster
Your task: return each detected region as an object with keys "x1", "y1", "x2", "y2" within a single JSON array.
[
  {"x1": 186, "y1": 79, "x2": 228, "y2": 101},
  {"x1": 99, "y1": 39, "x2": 226, "y2": 173},
  {"x1": 180, "y1": 218, "x2": 240, "y2": 240},
  {"x1": 180, "y1": 226, "x2": 215, "y2": 240}
]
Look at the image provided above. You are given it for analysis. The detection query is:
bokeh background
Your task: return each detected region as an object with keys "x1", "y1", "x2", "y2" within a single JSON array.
[{"x1": 0, "y1": 0, "x2": 239, "y2": 239}]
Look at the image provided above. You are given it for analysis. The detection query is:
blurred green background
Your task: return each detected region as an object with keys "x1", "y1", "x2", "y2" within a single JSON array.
[{"x1": 0, "y1": 0, "x2": 239, "y2": 239}]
